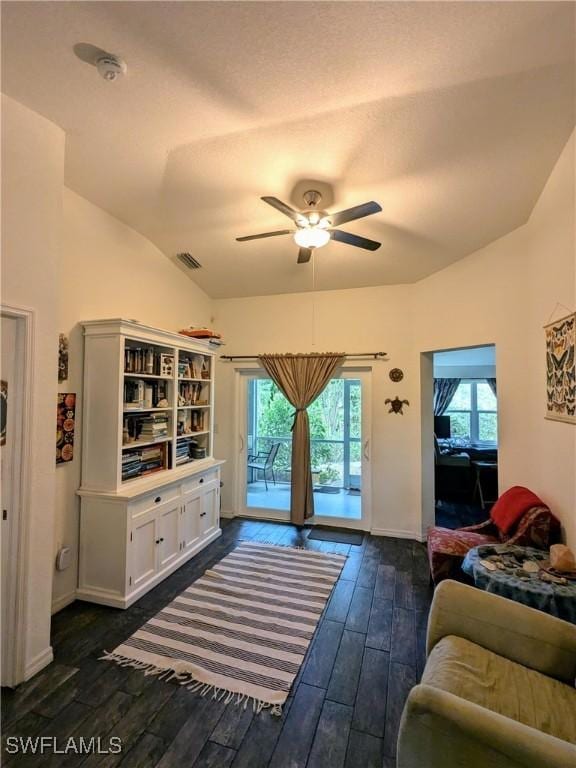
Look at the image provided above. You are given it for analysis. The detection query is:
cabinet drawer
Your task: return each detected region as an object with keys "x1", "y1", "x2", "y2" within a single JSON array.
[
  {"x1": 182, "y1": 469, "x2": 219, "y2": 494},
  {"x1": 130, "y1": 485, "x2": 180, "y2": 518}
]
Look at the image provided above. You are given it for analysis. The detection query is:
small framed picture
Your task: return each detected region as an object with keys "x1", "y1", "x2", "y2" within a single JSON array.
[
  {"x1": 58, "y1": 333, "x2": 69, "y2": 382},
  {"x1": 56, "y1": 393, "x2": 76, "y2": 464},
  {"x1": 160, "y1": 353, "x2": 174, "y2": 377}
]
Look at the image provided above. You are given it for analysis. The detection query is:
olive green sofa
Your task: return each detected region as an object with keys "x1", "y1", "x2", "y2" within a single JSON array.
[{"x1": 397, "y1": 580, "x2": 576, "y2": 768}]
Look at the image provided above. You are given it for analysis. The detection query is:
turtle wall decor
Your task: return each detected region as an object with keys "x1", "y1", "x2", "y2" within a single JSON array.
[{"x1": 385, "y1": 396, "x2": 409, "y2": 414}]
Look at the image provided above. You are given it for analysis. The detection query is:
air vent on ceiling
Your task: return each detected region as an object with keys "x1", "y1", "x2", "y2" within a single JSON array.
[{"x1": 177, "y1": 252, "x2": 202, "y2": 269}]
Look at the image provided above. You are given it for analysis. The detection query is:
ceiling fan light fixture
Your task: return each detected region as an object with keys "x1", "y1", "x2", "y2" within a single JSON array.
[
  {"x1": 293, "y1": 227, "x2": 330, "y2": 249},
  {"x1": 238, "y1": 193, "x2": 382, "y2": 261}
]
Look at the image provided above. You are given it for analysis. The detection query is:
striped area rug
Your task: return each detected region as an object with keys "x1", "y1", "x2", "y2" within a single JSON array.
[{"x1": 102, "y1": 542, "x2": 346, "y2": 715}]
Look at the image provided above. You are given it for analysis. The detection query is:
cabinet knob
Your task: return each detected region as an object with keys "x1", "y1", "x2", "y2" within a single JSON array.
[
  {"x1": 200, "y1": 512, "x2": 207, "y2": 518},
  {"x1": 155, "y1": 538, "x2": 164, "y2": 544},
  {"x1": 155, "y1": 496, "x2": 162, "y2": 504},
  {"x1": 199, "y1": 478, "x2": 204, "y2": 484}
]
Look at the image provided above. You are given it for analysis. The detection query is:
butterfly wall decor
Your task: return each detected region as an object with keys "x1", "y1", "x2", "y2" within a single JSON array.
[{"x1": 544, "y1": 313, "x2": 575, "y2": 424}]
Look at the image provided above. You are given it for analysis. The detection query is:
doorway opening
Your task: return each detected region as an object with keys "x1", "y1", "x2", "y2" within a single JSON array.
[
  {"x1": 1, "y1": 306, "x2": 34, "y2": 687},
  {"x1": 431, "y1": 345, "x2": 499, "y2": 529}
]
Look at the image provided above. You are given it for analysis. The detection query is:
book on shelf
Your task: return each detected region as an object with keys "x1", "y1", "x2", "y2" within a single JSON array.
[
  {"x1": 178, "y1": 381, "x2": 206, "y2": 406},
  {"x1": 121, "y1": 442, "x2": 168, "y2": 481},
  {"x1": 123, "y1": 414, "x2": 169, "y2": 444},
  {"x1": 124, "y1": 379, "x2": 168, "y2": 409},
  {"x1": 178, "y1": 353, "x2": 210, "y2": 381},
  {"x1": 176, "y1": 445, "x2": 192, "y2": 465},
  {"x1": 124, "y1": 347, "x2": 174, "y2": 377}
]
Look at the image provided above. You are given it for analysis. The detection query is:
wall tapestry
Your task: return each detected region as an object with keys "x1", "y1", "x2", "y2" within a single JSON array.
[
  {"x1": 58, "y1": 333, "x2": 69, "y2": 382},
  {"x1": 57, "y1": 393, "x2": 76, "y2": 463},
  {"x1": 1, "y1": 380, "x2": 7, "y2": 447},
  {"x1": 545, "y1": 313, "x2": 575, "y2": 424}
]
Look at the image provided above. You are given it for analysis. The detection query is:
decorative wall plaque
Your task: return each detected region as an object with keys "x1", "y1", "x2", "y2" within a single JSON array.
[
  {"x1": 56, "y1": 393, "x2": 76, "y2": 464},
  {"x1": 58, "y1": 333, "x2": 69, "y2": 382},
  {"x1": 385, "y1": 396, "x2": 409, "y2": 414},
  {"x1": 544, "y1": 313, "x2": 575, "y2": 424}
]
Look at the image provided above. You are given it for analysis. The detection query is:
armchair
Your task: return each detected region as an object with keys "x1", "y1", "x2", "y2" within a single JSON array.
[
  {"x1": 397, "y1": 581, "x2": 576, "y2": 768},
  {"x1": 427, "y1": 485, "x2": 561, "y2": 583}
]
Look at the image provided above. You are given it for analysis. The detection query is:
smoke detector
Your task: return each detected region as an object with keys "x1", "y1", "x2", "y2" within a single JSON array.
[{"x1": 96, "y1": 54, "x2": 127, "y2": 81}]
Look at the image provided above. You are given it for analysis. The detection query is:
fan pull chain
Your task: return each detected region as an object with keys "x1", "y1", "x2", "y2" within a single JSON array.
[{"x1": 311, "y1": 248, "x2": 317, "y2": 347}]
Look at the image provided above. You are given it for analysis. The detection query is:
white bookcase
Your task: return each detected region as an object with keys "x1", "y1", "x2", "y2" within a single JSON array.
[{"x1": 77, "y1": 319, "x2": 224, "y2": 608}]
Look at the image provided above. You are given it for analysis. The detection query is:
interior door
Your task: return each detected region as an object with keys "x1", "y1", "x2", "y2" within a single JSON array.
[
  {"x1": 181, "y1": 489, "x2": 202, "y2": 554},
  {"x1": 157, "y1": 502, "x2": 180, "y2": 570},
  {"x1": 131, "y1": 510, "x2": 158, "y2": 589},
  {"x1": 199, "y1": 481, "x2": 219, "y2": 537}
]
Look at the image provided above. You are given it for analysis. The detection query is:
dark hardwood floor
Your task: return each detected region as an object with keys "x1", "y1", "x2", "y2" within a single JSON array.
[{"x1": 2, "y1": 519, "x2": 433, "y2": 768}]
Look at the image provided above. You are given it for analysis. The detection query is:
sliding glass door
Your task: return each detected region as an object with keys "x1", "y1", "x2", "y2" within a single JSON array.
[{"x1": 236, "y1": 369, "x2": 371, "y2": 528}]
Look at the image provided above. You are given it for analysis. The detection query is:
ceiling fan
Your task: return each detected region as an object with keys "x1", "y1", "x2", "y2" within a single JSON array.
[{"x1": 236, "y1": 190, "x2": 382, "y2": 263}]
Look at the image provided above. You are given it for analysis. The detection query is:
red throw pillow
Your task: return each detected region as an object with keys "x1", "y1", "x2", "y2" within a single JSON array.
[{"x1": 490, "y1": 486, "x2": 546, "y2": 535}]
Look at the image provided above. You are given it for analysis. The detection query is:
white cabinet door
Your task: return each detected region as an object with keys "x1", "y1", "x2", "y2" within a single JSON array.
[
  {"x1": 181, "y1": 489, "x2": 202, "y2": 555},
  {"x1": 157, "y1": 502, "x2": 180, "y2": 571},
  {"x1": 131, "y1": 510, "x2": 158, "y2": 589},
  {"x1": 200, "y1": 481, "x2": 219, "y2": 538}
]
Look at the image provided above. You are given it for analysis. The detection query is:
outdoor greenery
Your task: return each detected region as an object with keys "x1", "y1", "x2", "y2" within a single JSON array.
[
  {"x1": 446, "y1": 381, "x2": 498, "y2": 442},
  {"x1": 250, "y1": 379, "x2": 361, "y2": 486}
]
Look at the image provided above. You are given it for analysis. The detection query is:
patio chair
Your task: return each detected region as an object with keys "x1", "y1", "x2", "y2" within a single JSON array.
[{"x1": 247, "y1": 443, "x2": 280, "y2": 491}]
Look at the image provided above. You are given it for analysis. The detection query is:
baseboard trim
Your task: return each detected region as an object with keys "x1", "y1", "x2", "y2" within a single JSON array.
[
  {"x1": 24, "y1": 646, "x2": 54, "y2": 681},
  {"x1": 51, "y1": 590, "x2": 76, "y2": 615},
  {"x1": 371, "y1": 527, "x2": 425, "y2": 542},
  {"x1": 224, "y1": 515, "x2": 426, "y2": 541},
  {"x1": 77, "y1": 528, "x2": 222, "y2": 609}
]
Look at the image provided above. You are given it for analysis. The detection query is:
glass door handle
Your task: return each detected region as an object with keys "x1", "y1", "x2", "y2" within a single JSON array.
[{"x1": 363, "y1": 440, "x2": 370, "y2": 460}]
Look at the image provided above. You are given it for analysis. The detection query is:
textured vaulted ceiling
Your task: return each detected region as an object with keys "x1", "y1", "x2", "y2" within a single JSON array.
[{"x1": 2, "y1": 1, "x2": 575, "y2": 298}]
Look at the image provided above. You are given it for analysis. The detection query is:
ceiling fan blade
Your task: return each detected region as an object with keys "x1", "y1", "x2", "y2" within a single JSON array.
[
  {"x1": 330, "y1": 229, "x2": 381, "y2": 251},
  {"x1": 236, "y1": 229, "x2": 293, "y2": 242},
  {"x1": 261, "y1": 196, "x2": 304, "y2": 223},
  {"x1": 297, "y1": 247, "x2": 312, "y2": 264},
  {"x1": 329, "y1": 201, "x2": 382, "y2": 227}
]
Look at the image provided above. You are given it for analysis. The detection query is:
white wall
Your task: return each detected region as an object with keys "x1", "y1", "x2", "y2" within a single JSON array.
[
  {"x1": 2, "y1": 91, "x2": 573, "y2": 667},
  {"x1": 214, "y1": 130, "x2": 575, "y2": 546},
  {"x1": 214, "y1": 285, "x2": 421, "y2": 538},
  {"x1": 433, "y1": 346, "x2": 496, "y2": 380},
  {"x1": 433, "y1": 364, "x2": 496, "y2": 379},
  {"x1": 415, "y1": 131, "x2": 575, "y2": 546},
  {"x1": 1, "y1": 95, "x2": 65, "y2": 678},
  {"x1": 53, "y1": 189, "x2": 213, "y2": 610}
]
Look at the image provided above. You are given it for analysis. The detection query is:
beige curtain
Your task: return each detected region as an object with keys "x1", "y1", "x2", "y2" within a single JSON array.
[{"x1": 258, "y1": 353, "x2": 345, "y2": 525}]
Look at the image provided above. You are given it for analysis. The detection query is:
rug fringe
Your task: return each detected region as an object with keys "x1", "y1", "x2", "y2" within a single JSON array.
[
  {"x1": 247, "y1": 540, "x2": 308, "y2": 549},
  {"x1": 100, "y1": 650, "x2": 283, "y2": 717},
  {"x1": 244, "y1": 540, "x2": 347, "y2": 559}
]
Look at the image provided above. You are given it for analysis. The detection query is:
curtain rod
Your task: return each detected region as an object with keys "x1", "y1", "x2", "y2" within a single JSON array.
[{"x1": 220, "y1": 352, "x2": 387, "y2": 361}]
